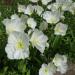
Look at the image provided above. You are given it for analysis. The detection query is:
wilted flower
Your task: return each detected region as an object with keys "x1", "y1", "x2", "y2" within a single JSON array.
[
  {"x1": 30, "y1": 29, "x2": 48, "y2": 53},
  {"x1": 5, "y1": 32, "x2": 30, "y2": 59}
]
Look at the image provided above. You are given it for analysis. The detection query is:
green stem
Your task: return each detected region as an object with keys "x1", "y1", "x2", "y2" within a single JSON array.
[
  {"x1": 34, "y1": 57, "x2": 42, "y2": 64},
  {"x1": 70, "y1": 27, "x2": 75, "y2": 41},
  {"x1": 52, "y1": 36, "x2": 61, "y2": 48}
]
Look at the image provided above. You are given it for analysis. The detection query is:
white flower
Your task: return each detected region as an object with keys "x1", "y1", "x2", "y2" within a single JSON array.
[
  {"x1": 54, "y1": 23, "x2": 68, "y2": 36},
  {"x1": 29, "y1": 0, "x2": 39, "y2": 3},
  {"x1": 24, "y1": 4, "x2": 34, "y2": 15},
  {"x1": 42, "y1": 11, "x2": 60, "y2": 24},
  {"x1": 53, "y1": 54, "x2": 68, "y2": 74},
  {"x1": 18, "y1": 4, "x2": 26, "y2": 13},
  {"x1": 28, "y1": 29, "x2": 33, "y2": 36},
  {"x1": 30, "y1": 29, "x2": 48, "y2": 53},
  {"x1": 47, "y1": 3, "x2": 61, "y2": 11},
  {"x1": 56, "y1": 0, "x2": 73, "y2": 11},
  {"x1": 39, "y1": 21, "x2": 48, "y2": 31},
  {"x1": 27, "y1": 18, "x2": 37, "y2": 29},
  {"x1": 41, "y1": 0, "x2": 52, "y2": 5},
  {"x1": 2, "y1": 14, "x2": 26, "y2": 34},
  {"x1": 53, "y1": 54, "x2": 67, "y2": 67},
  {"x1": 61, "y1": 2, "x2": 72, "y2": 11},
  {"x1": 34, "y1": 5, "x2": 44, "y2": 16},
  {"x1": 56, "y1": 0, "x2": 72, "y2": 4},
  {"x1": 47, "y1": 4, "x2": 65, "y2": 19},
  {"x1": 39, "y1": 63, "x2": 56, "y2": 75},
  {"x1": 5, "y1": 31, "x2": 30, "y2": 59},
  {"x1": 10, "y1": 14, "x2": 20, "y2": 20},
  {"x1": 57, "y1": 64, "x2": 68, "y2": 74},
  {"x1": 68, "y1": 2, "x2": 75, "y2": 14}
]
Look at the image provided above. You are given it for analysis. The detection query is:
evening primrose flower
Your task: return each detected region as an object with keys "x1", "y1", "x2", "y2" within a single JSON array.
[
  {"x1": 42, "y1": 11, "x2": 60, "y2": 24},
  {"x1": 56, "y1": 0, "x2": 73, "y2": 11},
  {"x1": 27, "y1": 18, "x2": 37, "y2": 29},
  {"x1": 47, "y1": 3, "x2": 65, "y2": 19},
  {"x1": 18, "y1": 4, "x2": 26, "y2": 13},
  {"x1": 30, "y1": 29, "x2": 48, "y2": 53},
  {"x1": 34, "y1": 5, "x2": 44, "y2": 16},
  {"x1": 28, "y1": 29, "x2": 33, "y2": 36},
  {"x1": 24, "y1": 4, "x2": 34, "y2": 15},
  {"x1": 57, "y1": 64, "x2": 68, "y2": 74},
  {"x1": 68, "y1": 2, "x2": 75, "y2": 14},
  {"x1": 53, "y1": 54, "x2": 68, "y2": 74},
  {"x1": 41, "y1": 0, "x2": 52, "y2": 5},
  {"x1": 5, "y1": 32, "x2": 30, "y2": 59},
  {"x1": 54, "y1": 23, "x2": 68, "y2": 36},
  {"x1": 29, "y1": 0, "x2": 39, "y2": 3},
  {"x1": 2, "y1": 14, "x2": 26, "y2": 34},
  {"x1": 61, "y1": 2, "x2": 73, "y2": 11},
  {"x1": 47, "y1": 3, "x2": 61, "y2": 11},
  {"x1": 39, "y1": 63, "x2": 56, "y2": 75},
  {"x1": 56, "y1": 0, "x2": 72, "y2": 4}
]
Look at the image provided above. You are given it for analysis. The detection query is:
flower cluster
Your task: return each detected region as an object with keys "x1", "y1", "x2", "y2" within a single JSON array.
[
  {"x1": 39, "y1": 54, "x2": 68, "y2": 75},
  {"x1": 2, "y1": 0, "x2": 75, "y2": 74},
  {"x1": 3, "y1": 14, "x2": 48, "y2": 59}
]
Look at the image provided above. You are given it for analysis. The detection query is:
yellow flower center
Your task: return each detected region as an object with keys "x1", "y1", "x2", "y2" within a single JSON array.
[
  {"x1": 32, "y1": 38, "x2": 40, "y2": 45},
  {"x1": 55, "y1": 27, "x2": 61, "y2": 32},
  {"x1": 49, "y1": 17, "x2": 57, "y2": 23},
  {"x1": 44, "y1": 68, "x2": 48, "y2": 74},
  {"x1": 45, "y1": 68, "x2": 48, "y2": 72},
  {"x1": 16, "y1": 40, "x2": 24, "y2": 49}
]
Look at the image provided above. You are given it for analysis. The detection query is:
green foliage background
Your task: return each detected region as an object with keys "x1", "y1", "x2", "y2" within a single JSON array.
[{"x1": 0, "y1": 0, "x2": 75, "y2": 75}]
